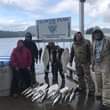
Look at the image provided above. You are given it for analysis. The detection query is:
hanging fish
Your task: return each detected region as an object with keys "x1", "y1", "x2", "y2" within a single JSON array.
[
  {"x1": 52, "y1": 94, "x2": 62, "y2": 106},
  {"x1": 21, "y1": 87, "x2": 32, "y2": 94}
]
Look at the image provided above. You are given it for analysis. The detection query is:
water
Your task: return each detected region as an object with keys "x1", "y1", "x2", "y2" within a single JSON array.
[
  {"x1": 0, "y1": 37, "x2": 24, "y2": 57},
  {"x1": 0, "y1": 35, "x2": 91, "y2": 57}
]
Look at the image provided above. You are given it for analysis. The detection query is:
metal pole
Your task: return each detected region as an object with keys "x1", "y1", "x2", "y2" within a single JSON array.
[{"x1": 79, "y1": 0, "x2": 86, "y2": 35}]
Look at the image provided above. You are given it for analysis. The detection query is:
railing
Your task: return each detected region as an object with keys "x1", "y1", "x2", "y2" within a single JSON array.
[
  {"x1": 0, "y1": 56, "x2": 10, "y2": 60},
  {"x1": 33, "y1": 38, "x2": 73, "y2": 43},
  {"x1": 0, "y1": 56, "x2": 10, "y2": 67}
]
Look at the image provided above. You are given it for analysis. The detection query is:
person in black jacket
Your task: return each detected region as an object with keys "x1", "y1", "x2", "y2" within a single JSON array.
[
  {"x1": 43, "y1": 43, "x2": 65, "y2": 88},
  {"x1": 24, "y1": 32, "x2": 38, "y2": 86},
  {"x1": 50, "y1": 45, "x2": 65, "y2": 88}
]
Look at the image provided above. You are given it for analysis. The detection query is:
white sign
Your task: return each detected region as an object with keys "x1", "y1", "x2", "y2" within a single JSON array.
[{"x1": 36, "y1": 17, "x2": 71, "y2": 39}]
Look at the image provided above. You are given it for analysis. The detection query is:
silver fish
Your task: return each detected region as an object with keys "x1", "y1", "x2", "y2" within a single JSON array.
[
  {"x1": 52, "y1": 94, "x2": 61, "y2": 106},
  {"x1": 21, "y1": 87, "x2": 32, "y2": 94},
  {"x1": 25, "y1": 91, "x2": 34, "y2": 98},
  {"x1": 24, "y1": 88, "x2": 33, "y2": 96}
]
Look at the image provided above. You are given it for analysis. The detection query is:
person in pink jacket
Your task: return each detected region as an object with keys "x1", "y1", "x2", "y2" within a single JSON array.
[{"x1": 10, "y1": 40, "x2": 32, "y2": 97}]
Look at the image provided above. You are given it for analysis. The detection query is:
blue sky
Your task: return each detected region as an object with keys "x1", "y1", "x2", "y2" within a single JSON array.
[{"x1": 0, "y1": 0, "x2": 110, "y2": 31}]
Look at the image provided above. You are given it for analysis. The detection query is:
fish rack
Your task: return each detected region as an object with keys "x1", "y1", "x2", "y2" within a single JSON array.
[{"x1": 22, "y1": 83, "x2": 79, "y2": 106}]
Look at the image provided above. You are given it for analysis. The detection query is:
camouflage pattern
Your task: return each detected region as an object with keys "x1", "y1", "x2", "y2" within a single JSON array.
[
  {"x1": 76, "y1": 63, "x2": 95, "y2": 92},
  {"x1": 73, "y1": 39, "x2": 91, "y2": 64},
  {"x1": 70, "y1": 36, "x2": 95, "y2": 93}
]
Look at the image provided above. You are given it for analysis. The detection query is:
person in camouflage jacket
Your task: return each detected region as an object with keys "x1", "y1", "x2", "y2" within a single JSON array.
[{"x1": 70, "y1": 32, "x2": 95, "y2": 96}]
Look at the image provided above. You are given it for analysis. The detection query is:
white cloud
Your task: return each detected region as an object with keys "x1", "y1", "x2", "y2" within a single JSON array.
[
  {"x1": 48, "y1": 0, "x2": 79, "y2": 14},
  {"x1": 85, "y1": 0, "x2": 109, "y2": 17},
  {"x1": 0, "y1": 0, "x2": 46, "y2": 11},
  {"x1": 0, "y1": 0, "x2": 110, "y2": 30},
  {"x1": 0, "y1": 0, "x2": 47, "y2": 31},
  {"x1": 0, "y1": 17, "x2": 33, "y2": 31},
  {"x1": 48, "y1": 0, "x2": 110, "y2": 24}
]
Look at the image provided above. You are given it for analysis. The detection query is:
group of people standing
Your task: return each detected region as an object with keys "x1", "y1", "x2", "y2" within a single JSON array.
[
  {"x1": 9, "y1": 28, "x2": 110, "y2": 109},
  {"x1": 42, "y1": 28, "x2": 110, "y2": 109},
  {"x1": 69, "y1": 28, "x2": 110, "y2": 109},
  {"x1": 10, "y1": 32, "x2": 42, "y2": 97}
]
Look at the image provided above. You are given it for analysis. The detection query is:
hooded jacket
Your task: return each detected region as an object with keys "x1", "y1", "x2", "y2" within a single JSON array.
[
  {"x1": 11, "y1": 41, "x2": 32, "y2": 69},
  {"x1": 92, "y1": 29, "x2": 110, "y2": 64},
  {"x1": 70, "y1": 32, "x2": 91, "y2": 64}
]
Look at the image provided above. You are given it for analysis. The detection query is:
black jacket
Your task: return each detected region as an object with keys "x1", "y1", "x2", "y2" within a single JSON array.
[
  {"x1": 24, "y1": 40, "x2": 38, "y2": 61},
  {"x1": 52, "y1": 47, "x2": 64, "y2": 63}
]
